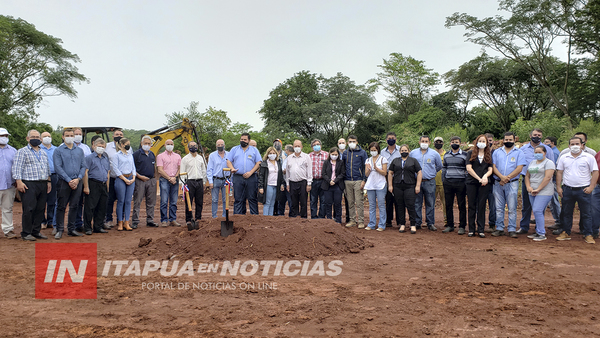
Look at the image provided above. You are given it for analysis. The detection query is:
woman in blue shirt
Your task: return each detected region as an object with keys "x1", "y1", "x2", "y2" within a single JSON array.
[{"x1": 110, "y1": 138, "x2": 136, "y2": 231}]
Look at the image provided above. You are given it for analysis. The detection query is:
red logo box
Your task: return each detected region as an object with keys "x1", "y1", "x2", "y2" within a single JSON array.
[{"x1": 35, "y1": 243, "x2": 97, "y2": 299}]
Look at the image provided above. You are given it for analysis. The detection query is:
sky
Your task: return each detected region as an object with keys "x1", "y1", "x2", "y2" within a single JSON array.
[{"x1": 2, "y1": 0, "x2": 506, "y2": 131}]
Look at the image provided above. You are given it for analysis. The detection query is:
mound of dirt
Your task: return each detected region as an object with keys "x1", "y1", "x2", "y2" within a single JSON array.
[{"x1": 133, "y1": 215, "x2": 370, "y2": 261}]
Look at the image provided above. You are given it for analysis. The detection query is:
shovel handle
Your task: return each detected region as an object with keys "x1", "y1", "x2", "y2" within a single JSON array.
[
  {"x1": 223, "y1": 168, "x2": 231, "y2": 211},
  {"x1": 185, "y1": 191, "x2": 192, "y2": 211}
]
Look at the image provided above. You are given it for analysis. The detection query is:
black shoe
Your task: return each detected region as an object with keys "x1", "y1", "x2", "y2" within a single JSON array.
[
  {"x1": 94, "y1": 229, "x2": 108, "y2": 233},
  {"x1": 530, "y1": 219, "x2": 536, "y2": 224},
  {"x1": 85, "y1": 230, "x2": 93, "y2": 235},
  {"x1": 509, "y1": 231, "x2": 518, "y2": 238},
  {"x1": 415, "y1": 225, "x2": 422, "y2": 230},
  {"x1": 427, "y1": 224, "x2": 437, "y2": 231},
  {"x1": 75, "y1": 227, "x2": 83, "y2": 233},
  {"x1": 22, "y1": 234, "x2": 36, "y2": 241},
  {"x1": 479, "y1": 233, "x2": 486, "y2": 238},
  {"x1": 146, "y1": 221, "x2": 158, "y2": 227},
  {"x1": 68, "y1": 230, "x2": 83, "y2": 237},
  {"x1": 55, "y1": 232, "x2": 63, "y2": 239},
  {"x1": 515, "y1": 228, "x2": 528, "y2": 235},
  {"x1": 187, "y1": 222, "x2": 195, "y2": 231},
  {"x1": 457, "y1": 228, "x2": 466, "y2": 235},
  {"x1": 552, "y1": 229, "x2": 563, "y2": 236},
  {"x1": 131, "y1": 223, "x2": 138, "y2": 229},
  {"x1": 32, "y1": 233, "x2": 48, "y2": 239},
  {"x1": 548, "y1": 224, "x2": 561, "y2": 230},
  {"x1": 442, "y1": 226, "x2": 454, "y2": 233},
  {"x1": 491, "y1": 230, "x2": 504, "y2": 237}
]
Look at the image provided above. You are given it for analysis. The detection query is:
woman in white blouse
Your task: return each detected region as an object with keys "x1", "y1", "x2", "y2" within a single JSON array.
[{"x1": 258, "y1": 147, "x2": 285, "y2": 216}]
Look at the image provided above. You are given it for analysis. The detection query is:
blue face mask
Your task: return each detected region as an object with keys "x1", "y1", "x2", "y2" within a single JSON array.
[
  {"x1": 313, "y1": 145, "x2": 321, "y2": 152},
  {"x1": 534, "y1": 153, "x2": 544, "y2": 161}
]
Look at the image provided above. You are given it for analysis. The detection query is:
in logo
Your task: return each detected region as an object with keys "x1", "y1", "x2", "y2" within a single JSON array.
[{"x1": 35, "y1": 243, "x2": 97, "y2": 299}]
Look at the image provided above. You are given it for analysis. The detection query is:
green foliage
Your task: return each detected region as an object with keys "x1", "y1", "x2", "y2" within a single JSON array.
[
  {"x1": 389, "y1": 123, "x2": 421, "y2": 150},
  {"x1": 510, "y1": 111, "x2": 569, "y2": 142},
  {"x1": 406, "y1": 105, "x2": 446, "y2": 136},
  {"x1": 432, "y1": 123, "x2": 469, "y2": 145},
  {"x1": 464, "y1": 105, "x2": 504, "y2": 140},
  {"x1": 166, "y1": 102, "x2": 232, "y2": 151}
]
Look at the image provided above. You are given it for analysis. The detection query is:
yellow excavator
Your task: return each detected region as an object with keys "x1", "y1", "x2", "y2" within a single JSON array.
[{"x1": 143, "y1": 118, "x2": 204, "y2": 157}]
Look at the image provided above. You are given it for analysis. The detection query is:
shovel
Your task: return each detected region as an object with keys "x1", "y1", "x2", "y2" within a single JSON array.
[
  {"x1": 178, "y1": 173, "x2": 197, "y2": 231},
  {"x1": 221, "y1": 168, "x2": 234, "y2": 237}
]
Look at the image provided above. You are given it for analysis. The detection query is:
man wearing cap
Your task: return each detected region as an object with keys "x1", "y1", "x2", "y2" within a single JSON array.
[
  {"x1": 12, "y1": 129, "x2": 51, "y2": 241},
  {"x1": 433, "y1": 136, "x2": 447, "y2": 228},
  {"x1": 40, "y1": 131, "x2": 57, "y2": 231},
  {"x1": 0, "y1": 128, "x2": 18, "y2": 239},
  {"x1": 381, "y1": 132, "x2": 401, "y2": 227}
]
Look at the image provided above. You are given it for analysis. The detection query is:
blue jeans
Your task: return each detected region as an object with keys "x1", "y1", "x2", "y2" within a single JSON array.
[
  {"x1": 494, "y1": 180, "x2": 519, "y2": 232},
  {"x1": 232, "y1": 174, "x2": 259, "y2": 215},
  {"x1": 487, "y1": 183, "x2": 496, "y2": 226},
  {"x1": 592, "y1": 185, "x2": 600, "y2": 235},
  {"x1": 529, "y1": 194, "x2": 552, "y2": 235},
  {"x1": 310, "y1": 179, "x2": 325, "y2": 218},
  {"x1": 211, "y1": 178, "x2": 227, "y2": 218},
  {"x1": 519, "y1": 176, "x2": 532, "y2": 230},
  {"x1": 561, "y1": 186, "x2": 593, "y2": 236},
  {"x1": 415, "y1": 179, "x2": 436, "y2": 227},
  {"x1": 263, "y1": 185, "x2": 277, "y2": 216},
  {"x1": 367, "y1": 188, "x2": 387, "y2": 229},
  {"x1": 159, "y1": 177, "x2": 178, "y2": 222},
  {"x1": 115, "y1": 178, "x2": 135, "y2": 221},
  {"x1": 548, "y1": 188, "x2": 561, "y2": 224}
]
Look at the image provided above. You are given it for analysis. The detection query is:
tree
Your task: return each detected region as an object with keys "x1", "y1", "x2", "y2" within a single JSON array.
[
  {"x1": 165, "y1": 101, "x2": 231, "y2": 151},
  {"x1": 572, "y1": 0, "x2": 600, "y2": 58},
  {"x1": 0, "y1": 15, "x2": 88, "y2": 117},
  {"x1": 371, "y1": 53, "x2": 440, "y2": 122}
]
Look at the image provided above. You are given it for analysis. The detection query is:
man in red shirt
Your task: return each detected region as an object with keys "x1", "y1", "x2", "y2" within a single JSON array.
[{"x1": 309, "y1": 139, "x2": 329, "y2": 219}]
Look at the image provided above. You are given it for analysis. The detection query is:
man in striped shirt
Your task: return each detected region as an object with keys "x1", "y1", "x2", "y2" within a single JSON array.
[{"x1": 309, "y1": 139, "x2": 328, "y2": 219}]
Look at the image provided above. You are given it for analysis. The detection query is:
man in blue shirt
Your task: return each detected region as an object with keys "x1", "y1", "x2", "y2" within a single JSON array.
[
  {"x1": 82, "y1": 138, "x2": 110, "y2": 235},
  {"x1": 381, "y1": 132, "x2": 401, "y2": 227},
  {"x1": 492, "y1": 132, "x2": 528, "y2": 237},
  {"x1": 410, "y1": 135, "x2": 443, "y2": 231},
  {"x1": 132, "y1": 135, "x2": 158, "y2": 228},
  {"x1": 226, "y1": 133, "x2": 262, "y2": 215},
  {"x1": 53, "y1": 128, "x2": 86, "y2": 239},
  {"x1": 516, "y1": 128, "x2": 554, "y2": 234},
  {"x1": 207, "y1": 139, "x2": 229, "y2": 218},
  {"x1": 40, "y1": 131, "x2": 57, "y2": 230},
  {"x1": 0, "y1": 127, "x2": 18, "y2": 239},
  {"x1": 544, "y1": 136, "x2": 562, "y2": 229}
]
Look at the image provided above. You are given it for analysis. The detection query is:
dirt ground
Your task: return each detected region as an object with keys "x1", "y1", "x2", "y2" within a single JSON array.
[{"x1": 1, "y1": 192, "x2": 599, "y2": 338}]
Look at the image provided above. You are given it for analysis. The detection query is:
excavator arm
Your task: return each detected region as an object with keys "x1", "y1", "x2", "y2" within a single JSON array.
[{"x1": 144, "y1": 118, "x2": 203, "y2": 157}]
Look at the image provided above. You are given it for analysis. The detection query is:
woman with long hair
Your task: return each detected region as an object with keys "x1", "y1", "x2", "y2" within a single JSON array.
[
  {"x1": 322, "y1": 147, "x2": 345, "y2": 223},
  {"x1": 258, "y1": 146, "x2": 285, "y2": 216},
  {"x1": 110, "y1": 137, "x2": 136, "y2": 231},
  {"x1": 465, "y1": 134, "x2": 493, "y2": 237}
]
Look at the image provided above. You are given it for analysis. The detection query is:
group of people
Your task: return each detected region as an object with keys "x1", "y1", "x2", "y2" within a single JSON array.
[{"x1": 0, "y1": 126, "x2": 598, "y2": 244}]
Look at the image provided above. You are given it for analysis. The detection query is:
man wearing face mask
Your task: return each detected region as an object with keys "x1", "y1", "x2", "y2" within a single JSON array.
[
  {"x1": 157, "y1": 139, "x2": 182, "y2": 226},
  {"x1": 410, "y1": 135, "x2": 442, "y2": 231},
  {"x1": 433, "y1": 137, "x2": 447, "y2": 229},
  {"x1": 132, "y1": 135, "x2": 158, "y2": 228},
  {"x1": 441, "y1": 136, "x2": 469, "y2": 234},
  {"x1": 180, "y1": 141, "x2": 208, "y2": 225},
  {"x1": 516, "y1": 128, "x2": 555, "y2": 235},
  {"x1": 12, "y1": 129, "x2": 51, "y2": 241},
  {"x1": 71, "y1": 128, "x2": 91, "y2": 232},
  {"x1": 556, "y1": 137, "x2": 599, "y2": 243},
  {"x1": 337, "y1": 138, "x2": 350, "y2": 223},
  {"x1": 343, "y1": 135, "x2": 368, "y2": 228},
  {"x1": 105, "y1": 129, "x2": 124, "y2": 227},
  {"x1": 0, "y1": 128, "x2": 18, "y2": 239},
  {"x1": 285, "y1": 140, "x2": 312, "y2": 218},
  {"x1": 53, "y1": 128, "x2": 86, "y2": 239},
  {"x1": 207, "y1": 139, "x2": 229, "y2": 218},
  {"x1": 491, "y1": 132, "x2": 527, "y2": 238},
  {"x1": 381, "y1": 132, "x2": 402, "y2": 228},
  {"x1": 82, "y1": 138, "x2": 110, "y2": 234},
  {"x1": 226, "y1": 133, "x2": 262, "y2": 215},
  {"x1": 308, "y1": 139, "x2": 328, "y2": 219},
  {"x1": 40, "y1": 131, "x2": 57, "y2": 231},
  {"x1": 558, "y1": 132, "x2": 597, "y2": 158}
]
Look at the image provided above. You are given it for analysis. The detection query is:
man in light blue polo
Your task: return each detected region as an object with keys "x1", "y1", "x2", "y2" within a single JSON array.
[
  {"x1": 226, "y1": 133, "x2": 261, "y2": 215},
  {"x1": 410, "y1": 135, "x2": 442, "y2": 231},
  {"x1": 207, "y1": 139, "x2": 229, "y2": 218},
  {"x1": 516, "y1": 128, "x2": 554, "y2": 234},
  {"x1": 492, "y1": 132, "x2": 527, "y2": 238}
]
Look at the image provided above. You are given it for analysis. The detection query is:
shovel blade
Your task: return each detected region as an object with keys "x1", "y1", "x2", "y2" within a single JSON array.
[{"x1": 221, "y1": 221, "x2": 233, "y2": 237}]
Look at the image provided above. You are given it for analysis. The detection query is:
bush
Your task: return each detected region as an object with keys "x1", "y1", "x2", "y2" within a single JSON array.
[{"x1": 511, "y1": 111, "x2": 568, "y2": 142}]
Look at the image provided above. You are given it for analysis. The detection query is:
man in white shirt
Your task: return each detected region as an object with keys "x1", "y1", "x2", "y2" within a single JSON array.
[
  {"x1": 555, "y1": 137, "x2": 599, "y2": 244},
  {"x1": 180, "y1": 141, "x2": 208, "y2": 225},
  {"x1": 286, "y1": 140, "x2": 312, "y2": 218}
]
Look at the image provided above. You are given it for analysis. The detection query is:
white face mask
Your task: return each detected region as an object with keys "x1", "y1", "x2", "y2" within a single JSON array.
[
  {"x1": 370, "y1": 150, "x2": 378, "y2": 157},
  {"x1": 570, "y1": 145, "x2": 581, "y2": 154},
  {"x1": 165, "y1": 145, "x2": 174, "y2": 152},
  {"x1": 330, "y1": 155, "x2": 338, "y2": 160},
  {"x1": 42, "y1": 137, "x2": 52, "y2": 145},
  {"x1": 96, "y1": 147, "x2": 105, "y2": 155},
  {"x1": 420, "y1": 143, "x2": 429, "y2": 150},
  {"x1": 477, "y1": 142, "x2": 486, "y2": 149},
  {"x1": 142, "y1": 145, "x2": 151, "y2": 152},
  {"x1": 268, "y1": 154, "x2": 277, "y2": 160},
  {"x1": 64, "y1": 137, "x2": 75, "y2": 145},
  {"x1": 294, "y1": 147, "x2": 302, "y2": 154},
  {"x1": 0, "y1": 137, "x2": 8, "y2": 145},
  {"x1": 348, "y1": 142, "x2": 357, "y2": 150},
  {"x1": 74, "y1": 135, "x2": 83, "y2": 143},
  {"x1": 338, "y1": 144, "x2": 346, "y2": 150}
]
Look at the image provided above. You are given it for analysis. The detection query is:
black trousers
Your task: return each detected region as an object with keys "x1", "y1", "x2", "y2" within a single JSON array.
[
  {"x1": 84, "y1": 179, "x2": 108, "y2": 232},
  {"x1": 56, "y1": 179, "x2": 83, "y2": 233},
  {"x1": 185, "y1": 179, "x2": 204, "y2": 222},
  {"x1": 289, "y1": 180, "x2": 308, "y2": 218},
  {"x1": 310, "y1": 179, "x2": 325, "y2": 219},
  {"x1": 392, "y1": 182, "x2": 417, "y2": 226},
  {"x1": 334, "y1": 194, "x2": 350, "y2": 222},
  {"x1": 466, "y1": 183, "x2": 491, "y2": 233},
  {"x1": 385, "y1": 190, "x2": 399, "y2": 225},
  {"x1": 20, "y1": 180, "x2": 47, "y2": 237},
  {"x1": 444, "y1": 180, "x2": 467, "y2": 229},
  {"x1": 323, "y1": 184, "x2": 343, "y2": 223},
  {"x1": 105, "y1": 177, "x2": 117, "y2": 222}
]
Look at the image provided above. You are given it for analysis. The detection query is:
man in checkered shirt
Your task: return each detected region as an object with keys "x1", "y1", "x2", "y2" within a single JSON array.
[{"x1": 309, "y1": 139, "x2": 329, "y2": 219}]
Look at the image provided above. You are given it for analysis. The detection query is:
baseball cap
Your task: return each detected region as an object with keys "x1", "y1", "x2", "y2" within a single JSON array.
[
  {"x1": 0, "y1": 128, "x2": 10, "y2": 136},
  {"x1": 433, "y1": 137, "x2": 443, "y2": 142},
  {"x1": 273, "y1": 139, "x2": 282, "y2": 144}
]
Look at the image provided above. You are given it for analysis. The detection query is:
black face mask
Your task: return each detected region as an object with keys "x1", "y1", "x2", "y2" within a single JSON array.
[
  {"x1": 29, "y1": 139, "x2": 41, "y2": 147},
  {"x1": 401, "y1": 152, "x2": 409, "y2": 158},
  {"x1": 387, "y1": 139, "x2": 396, "y2": 146},
  {"x1": 124, "y1": 145, "x2": 131, "y2": 151},
  {"x1": 274, "y1": 144, "x2": 282, "y2": 151},
  {"x1": 114, "y1": 136, "x2": 122, "y2": 143},
  {"x1": 504, "y1": 142, "x2": 514, "y2": 148},
  {"x1": 451, "y1": 144, "x2": 460, "y2": 150},
  {"x1": 531, "y1": 136, "x2": 541, "y2": 144},
  {"x1": 189, "y1": 147, "x2": 198, "y2": 153},
  {"x1": 240, "y1": 141, "x2": 248, "y2": 148},
  {"x1": 217, "y1": 146, "x2": 224, "y2": 152},
  {"x1": 434, "y1": 143, "x2": 443, "y2": 149}
]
